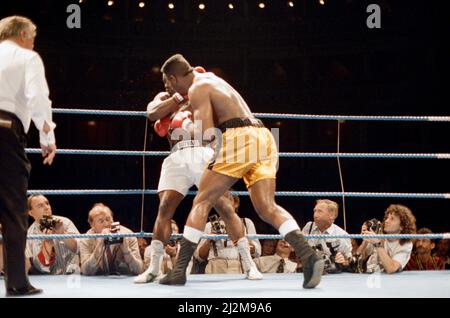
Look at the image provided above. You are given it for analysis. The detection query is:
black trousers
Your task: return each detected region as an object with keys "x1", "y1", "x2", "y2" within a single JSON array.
[{"x1": 0, "y1": 110, "x2": 31, "y2": 289}]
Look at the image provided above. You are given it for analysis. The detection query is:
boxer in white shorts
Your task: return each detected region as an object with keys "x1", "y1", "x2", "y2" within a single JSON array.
[{"x1": 134, "y1": 67, "x2": 261, "y2": 283}]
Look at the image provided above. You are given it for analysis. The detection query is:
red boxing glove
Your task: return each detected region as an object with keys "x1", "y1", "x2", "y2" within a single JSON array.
[
  {"x1": 194, "y1": 66, "x2": 206, "y2": 73},
  {"x1": 170, "y1": 111, "x2": 193, "y2": 130},
  {"x1": 154, "y1": 116, "x2": 171, "y2": 137}
]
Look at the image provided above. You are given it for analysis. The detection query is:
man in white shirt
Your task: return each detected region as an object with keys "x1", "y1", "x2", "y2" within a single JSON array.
[
  {"x1": 357, "y1": 204, "x2": 416, "y2": 274},
  {"x1": 302, "y1": 199, "x2": 352, "y2": 273},
  {"x1": 143, "y1": 220, "x2": 180, "y2": 273},
  {"x1": 254, "y1": 240, "x2": 297, "y2": 273},
  {"x1": 26, "y1": 195, "x2": 80, "y2": 275},
  {"x1": 80, "y1": 203, "x2": 144, "y2": 276},
  {"x1": 0, "y1": 16, "x2": 56, "y2": 296},
  {"x1": 194, "y1": 205, "x2": 262, "y2": 275}
]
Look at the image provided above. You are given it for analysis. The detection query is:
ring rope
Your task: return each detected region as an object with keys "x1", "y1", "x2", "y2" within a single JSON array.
[
  {"x1": 24, "y1": 148, "x2": 450, "y2": 159},
  {"x1": 1, "y1": 232, "x2": 449, "y2": 241},
  {"x1": 52, "y1": 108, "x2": 450, "y2": 122},
  {"x1": 336, "y1": 121, "x2": 347, "y2": 231},
  {"x1": 26, "y1": 189, "x2": 450, "y2": 199}
]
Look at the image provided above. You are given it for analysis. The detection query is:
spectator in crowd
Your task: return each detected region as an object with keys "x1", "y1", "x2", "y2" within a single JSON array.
[
  {"x1": 137, "y1": 237, "x2": 148, "y2": 261},
  {"x1": 254, "y1": 240, "x2": 297, "y2": 273},
  {"x1": 226, "y1": 191, "x2": 261, "y2": 258},
  {"x1": 261, "y1": 239, "x2": 277, "y2": 256},
  {"x1": 357, "y1": 204, "x2": 416, "y2": 274},
  {"x1": 433, "y1": 239, "x2": 450, "y2": 269},
  {"x1": 80, "y1": 203, "x2": 143, "y2": 275},
  {"x1": 26, "y1": 194, "x2": 80, "y2": 275},
  {"x1": 302, "y1": 199, "x2": 352, "y2": 273},
  {"x1": 405, "y1": 228, "x2": 445, "y2": 270},
  {"x1": 351, "y1": 239, "x2": 361, "y2": 256},
  {"x1": 143, "y1": 219, "x2": 180, "y2": 274},
  {"x1": 194, "y1": 192, "x2": 261, "y2": 275}
]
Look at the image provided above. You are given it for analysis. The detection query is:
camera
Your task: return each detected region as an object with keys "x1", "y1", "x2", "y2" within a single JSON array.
[
  {"x1": 348, "y1": 253, "x2": 367, "y2": 273},
  {"x1": 364, "y1": 218, "x2": 382, "y2": 233},
  {"x1": 104, "y1": 221, "x2": 123, "y2": 245},
  {"x1": 326, "y1": 241, "x2": 343, "y2": 274},
  {"x1": 209, "y1": 214, "x2": 226, "y2": 234},
  {"x1": 39, "y1": 215, "x2": 57, "y2": 231},
  {"x1": 313, "y1": 241, "x2": 342, "y2": 274}
]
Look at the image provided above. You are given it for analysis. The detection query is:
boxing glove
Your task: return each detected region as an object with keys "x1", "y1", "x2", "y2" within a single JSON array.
[
  {"x1": 154, "y1": 116, "x2": 171, "y2": 137},
  {"x1": 170, "y1": 111, "x2": 193, "y2": 130},
  {"x1": 194, "y1": 66, "x2": 206, "y2": 73}
]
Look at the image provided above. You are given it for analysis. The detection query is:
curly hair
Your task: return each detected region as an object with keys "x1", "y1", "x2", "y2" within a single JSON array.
[{"x1": 383, "y1": 204, "x2": 417, "y2": 245}]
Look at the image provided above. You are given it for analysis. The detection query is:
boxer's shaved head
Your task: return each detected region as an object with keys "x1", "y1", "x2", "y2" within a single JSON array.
[{"x1": 161, "y1": 54, "x2": 193, "y2": 77}]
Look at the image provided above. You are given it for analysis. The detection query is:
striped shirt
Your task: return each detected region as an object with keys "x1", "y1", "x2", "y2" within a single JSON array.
[{"x1": 25, "y1": 216, "x2": 80, "y2": 275}]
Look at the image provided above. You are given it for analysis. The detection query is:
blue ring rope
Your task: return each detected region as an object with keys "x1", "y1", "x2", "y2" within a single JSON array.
[
  {"x1": 26, "y1": 189, "x2": 450, "y2": 199},
  {"x1": 1, "y1": 232, "x2": 448, "y2": 241},
  {"x1": 24, "y1": 148, "x2": 450, "y2": 159},
  {"x1": 52, "y1": 108, "x2": 450, "y2": 122}
]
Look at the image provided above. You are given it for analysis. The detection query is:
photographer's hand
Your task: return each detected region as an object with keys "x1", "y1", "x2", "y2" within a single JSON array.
[
  {"x1": 97, "y1": 228, "x2": 111, "y2": 246},
  {"x1": 362, "y1": 229, "x2": 381, "y2": 245},
  {"x1": 121, "y1": 237, "x2": 131, "y2": 255},
  {"x1": 53, "y1": 219, "x2": 65, "y2": 234},
  {"x1": 52, "y1": 218, "x2": 77, "y2": 253},
  {"x1": 335, "y1": 252, "x2": 349, "y2": 266},
  {"x1": 361, "y1": 223, "x2": 368, "y2": 233}
]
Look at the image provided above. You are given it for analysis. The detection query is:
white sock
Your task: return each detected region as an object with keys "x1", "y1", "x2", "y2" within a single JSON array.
[
  {"x1": 183, "y1": 226, "x2": 204, "y2": 244},
  {"x1": 149, "y1": 240, "x2": 164, "y2": 275},
  {"x1": 237, "y1": 237, "x2": 256, "y2": 272},
  {"x1": 278, "y1": 219, "x2": 300, "y2": 237}
]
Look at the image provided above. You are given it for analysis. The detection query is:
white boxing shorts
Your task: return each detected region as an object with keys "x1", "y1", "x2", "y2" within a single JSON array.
[{"x1": 157, "y1": 141, "x2": 215, "y2": 196}]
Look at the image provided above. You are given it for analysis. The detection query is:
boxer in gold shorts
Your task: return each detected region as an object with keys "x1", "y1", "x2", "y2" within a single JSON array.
[{"x1": 157, "y1": 54, "x2": 324, "y2": 289}]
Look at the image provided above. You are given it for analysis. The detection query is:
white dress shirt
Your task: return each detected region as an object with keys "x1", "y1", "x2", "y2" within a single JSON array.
[
  {"x1": 194, "y1": 218, "x2": 262, "y2": 262},
  {"x1": 365, "y1": 240, "x2": 413, "y2": 273},
  {"x1": 253, "y1": 254, "x2": 297, "y2": 273},
  {"x1": 25, "y1": 215, "x2": 80, "y2": 275},
  {"x1": 0, "y1": 40, "x2": 55, "y2": 145},
  {"x1": 302, "y1": 221, "x2": 352, "y2": 259}
]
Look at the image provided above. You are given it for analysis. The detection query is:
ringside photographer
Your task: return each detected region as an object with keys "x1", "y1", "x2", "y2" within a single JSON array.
[
  {"x1": 26, "y1": 194, "x2": 80, "y2": 275},
  {"x1": 80, "y1": 203, "x2": 143, "y2": 276},
  {"x1": 302, "y1": 199, "x2": 352, "y2": 274},
  {"x1": 356, "y1": 204, "x2": 416, "y2": 274}
]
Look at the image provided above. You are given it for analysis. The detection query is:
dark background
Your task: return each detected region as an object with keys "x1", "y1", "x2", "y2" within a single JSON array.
[{"x1": 1, "y1": 0, "x2": 448, "y2": 235}]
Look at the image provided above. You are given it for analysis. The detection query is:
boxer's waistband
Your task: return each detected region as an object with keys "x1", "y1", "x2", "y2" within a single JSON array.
[
  {"x1": 217, "y1": 117, "x2": 264, "y2": 133},
  {"x1": 171, "y1": 139, "x2": 201, "y2": 153}
]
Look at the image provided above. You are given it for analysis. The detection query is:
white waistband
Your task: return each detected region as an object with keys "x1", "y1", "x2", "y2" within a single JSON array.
[{"x1": 171, "y1": 139, "x2": 201, "y2": 153}]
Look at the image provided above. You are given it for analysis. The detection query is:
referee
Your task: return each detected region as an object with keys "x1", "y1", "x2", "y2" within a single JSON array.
[{"x1": 0, "y1": 16, "x2": 56, "y2": 296}]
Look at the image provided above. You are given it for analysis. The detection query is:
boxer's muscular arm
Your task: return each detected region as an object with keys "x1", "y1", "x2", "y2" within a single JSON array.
[
  {"x1": 189, "y1": 83, "x2": 215, "y2": 137},
  {"x1": 147, "y1": 92, "x2": 182, "y2": 121}
]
